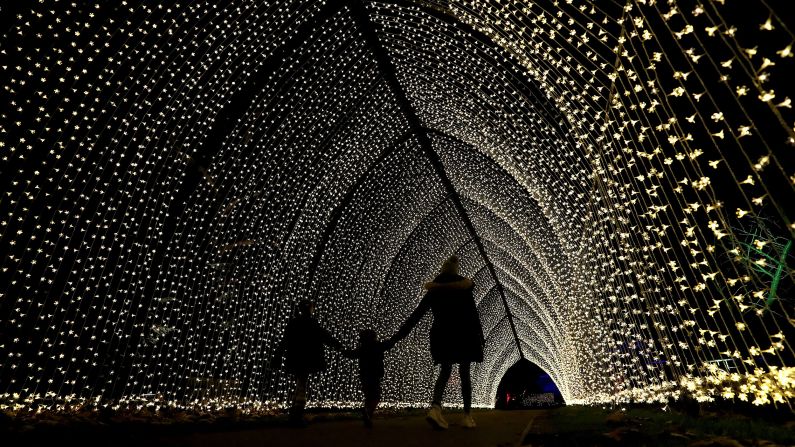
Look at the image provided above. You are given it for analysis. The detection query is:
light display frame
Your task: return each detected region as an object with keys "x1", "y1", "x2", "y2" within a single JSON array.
[{"x1": 0, "y1": 0, "x2": 793, "y2": 414}]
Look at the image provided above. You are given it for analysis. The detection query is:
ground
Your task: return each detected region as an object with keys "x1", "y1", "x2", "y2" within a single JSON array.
[
  {"x1": 3, "y1": 406, "x2": 794, "y2": 446},
  {"x1": 155, "y1": 409, "x2": 531, "y2": 447}
]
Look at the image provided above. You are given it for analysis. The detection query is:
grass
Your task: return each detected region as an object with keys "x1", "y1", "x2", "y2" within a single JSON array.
[{"x1": 523, "y1": 405, "x2": 795, "y2": 446}]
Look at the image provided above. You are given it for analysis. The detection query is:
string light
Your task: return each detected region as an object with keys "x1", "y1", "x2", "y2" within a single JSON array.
[{"x1": 0, "y1": 0, "x2": 792, "y2": 414}]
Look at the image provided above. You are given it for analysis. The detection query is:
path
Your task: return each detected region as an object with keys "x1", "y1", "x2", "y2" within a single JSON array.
[
  {"x1": 153, "y1": 409, "x2": 539, "y2": 447},
  {"x1": 8, "y1": 406, "x2": 790, "y2": 446}
]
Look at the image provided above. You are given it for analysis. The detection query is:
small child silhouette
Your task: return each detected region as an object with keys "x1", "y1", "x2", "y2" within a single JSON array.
[{"x1": 343, "y1": 329, "x2": 395, "y2": 427}]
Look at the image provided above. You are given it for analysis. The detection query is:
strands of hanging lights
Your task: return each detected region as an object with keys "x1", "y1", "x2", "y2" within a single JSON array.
[{"x1": 0, "y1": 0, "x2": 792, "y2": 413}]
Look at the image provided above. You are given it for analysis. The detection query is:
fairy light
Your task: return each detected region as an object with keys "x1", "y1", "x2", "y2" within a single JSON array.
[{"x1": 0, "y1": 0, "x2": 793, "y2": 414}]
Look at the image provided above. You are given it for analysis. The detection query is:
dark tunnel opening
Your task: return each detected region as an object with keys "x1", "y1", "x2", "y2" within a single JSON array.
[{"x1": 495, "y1": 358, "x2": 564, "y2": 409}]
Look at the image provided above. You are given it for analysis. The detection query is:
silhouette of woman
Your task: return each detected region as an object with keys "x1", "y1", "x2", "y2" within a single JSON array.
[
  {"x1": 273, "y1": 299, "x2": 343, "y2": 426},
  {"x1": 390, "y1": 255, "x2": 484, "y2": 429}
]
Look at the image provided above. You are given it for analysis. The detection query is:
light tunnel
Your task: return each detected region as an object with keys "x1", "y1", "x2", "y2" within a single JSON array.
[{"x1": 0, "y1": 0, "x2": 793, "y2": 412}]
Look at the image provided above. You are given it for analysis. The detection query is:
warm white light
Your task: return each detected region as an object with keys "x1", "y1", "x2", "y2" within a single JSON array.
[{"x1": 0, "y1": 0, "x2": 792, "y2": 413}]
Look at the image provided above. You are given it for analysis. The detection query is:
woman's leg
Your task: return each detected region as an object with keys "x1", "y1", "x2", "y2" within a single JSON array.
[
  {"x1": 363, "y1": 379, "x2": 380, "y2": 426},
  {"x1": 459, "y1": 362, "x2": 472, "y2": 414},
  {"x1": 427, "y1": 364, "x2": 452, "y2": 429},
  {"x1": 289, "y1": 372, "x2": 309, "y2": 422},
  {"x1": 432, "y1": 363, "x2": 453, "y2": 406},
  {"x1": 365, "y1": 397, "x2": 378, "y2": 417}
]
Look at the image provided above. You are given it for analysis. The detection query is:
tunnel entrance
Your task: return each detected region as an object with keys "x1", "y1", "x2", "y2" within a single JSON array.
[{"x1": 495, "y1": 359, "x2": 563, "y2": 409}]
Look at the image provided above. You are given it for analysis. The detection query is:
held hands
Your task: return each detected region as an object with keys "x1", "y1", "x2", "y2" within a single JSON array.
[{"x1": 383, "y1": 335, "x2": 398, "y2": 351}]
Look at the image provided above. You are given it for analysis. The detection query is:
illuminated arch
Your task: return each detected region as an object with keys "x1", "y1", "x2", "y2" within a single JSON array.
[{"x1": 0, "y1": 0, "x2": 792, "y2": 411}]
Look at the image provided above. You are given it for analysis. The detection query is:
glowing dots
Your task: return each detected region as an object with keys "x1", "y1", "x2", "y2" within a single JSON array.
[{"x1": 0, "y1": 0, "x2": 793, "y2": 413}]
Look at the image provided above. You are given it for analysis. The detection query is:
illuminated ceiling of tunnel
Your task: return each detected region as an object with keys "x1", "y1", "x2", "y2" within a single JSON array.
[{"x1": 0, "y1": 0, "x2": 793, "y2": 411}]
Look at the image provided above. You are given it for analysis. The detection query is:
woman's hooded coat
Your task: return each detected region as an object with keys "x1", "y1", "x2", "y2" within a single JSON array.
[{"x1": 394, "y1": 272, "x2": 485, "y2": 364}]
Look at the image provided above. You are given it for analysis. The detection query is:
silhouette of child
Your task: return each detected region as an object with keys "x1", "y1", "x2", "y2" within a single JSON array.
[
  {"x1": 273, "y1": 299, "x2": 343, "y2": 426},
  {"x1": 343, "y1": 329, "x2": 395, "y2": 427}
]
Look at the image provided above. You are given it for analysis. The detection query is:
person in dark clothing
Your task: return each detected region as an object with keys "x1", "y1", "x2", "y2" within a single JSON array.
[
  {"x1": 391, "y1": 255, "x2": 484, "y2": 430},
  {"x1": 343, "y1": 329, "x2": 396, "y2": 427},
  {"x1": 273, "y1": 299, "x2": 343, "y2": 426}
]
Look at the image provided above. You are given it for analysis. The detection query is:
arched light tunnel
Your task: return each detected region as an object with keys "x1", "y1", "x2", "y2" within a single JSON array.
[{"x1": 0, "y1": 0, "x2": 793, "y2": 412}]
